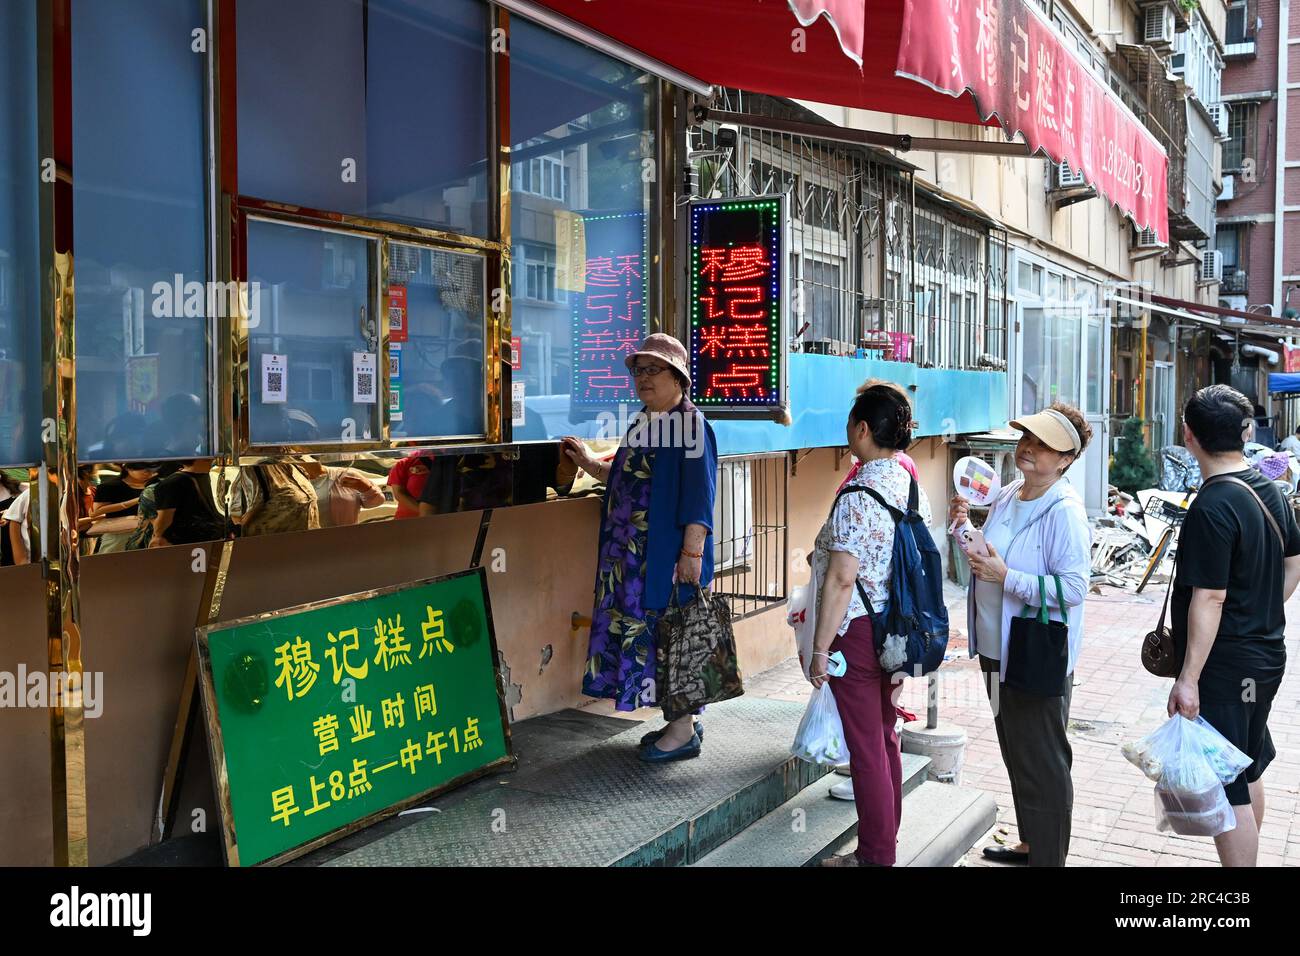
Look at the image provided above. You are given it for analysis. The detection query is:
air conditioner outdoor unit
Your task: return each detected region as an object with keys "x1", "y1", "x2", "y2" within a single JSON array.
[
  {"x1": 1209, "y1": 102, "x2": 1231, "y2": 138},
  {"x1": 1136, "y1": 227, "x2": 1163, "y2": 249},
  {"x1": 1219, "y1": 175, "x2": 1235, "y2": 201},
  {"x1": 1051, "y1": 161, "x2": 1088, "y2": 190},
  {"x1": 1144, "y1": 4, "x2": 1176, "y2": 47},
  {"x1": 1200, "y1": 249, "x2": 1223, "y2": 283}
]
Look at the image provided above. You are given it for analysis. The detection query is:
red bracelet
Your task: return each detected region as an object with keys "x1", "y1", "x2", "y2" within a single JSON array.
[{"x1": 680, "y1": 548, "x2": 703, "y2": 559}]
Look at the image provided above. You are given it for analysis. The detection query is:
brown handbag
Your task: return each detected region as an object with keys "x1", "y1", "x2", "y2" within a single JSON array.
[
  {"x1": 1141, "y1": 474, "x2": 1286, "y2": 677},
  {"x1": 1140, "y1": 563, "x2": 1180, "y2": 677}
]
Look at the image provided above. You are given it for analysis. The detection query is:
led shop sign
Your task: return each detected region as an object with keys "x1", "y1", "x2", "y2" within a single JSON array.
[
  {"x1": 688, "y1": 196, "x2": 788, "y2": 414},
  {"x1": 570, "y1": 211, "x2": 648, "y2": 408}
]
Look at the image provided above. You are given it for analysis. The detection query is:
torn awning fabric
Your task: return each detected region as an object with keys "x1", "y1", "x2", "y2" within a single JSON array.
[{"x1": 524, "y1": 0, "x2": 1169, "y2": 244}]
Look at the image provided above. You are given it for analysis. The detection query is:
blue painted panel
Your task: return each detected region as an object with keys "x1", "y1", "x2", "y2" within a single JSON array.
[{"x1": 712, "y1": 354, "x2": 1007, "y2": 456}]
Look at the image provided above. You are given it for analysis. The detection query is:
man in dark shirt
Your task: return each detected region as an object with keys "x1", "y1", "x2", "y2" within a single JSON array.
[
  {"x1": 1171, "y1": 384, "x2": 1300, "y2": 867},
  {"x1": 150, "y1": 459, "x2": 226, "y2": 546}
]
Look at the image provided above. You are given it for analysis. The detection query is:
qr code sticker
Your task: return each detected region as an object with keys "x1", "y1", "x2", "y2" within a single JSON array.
[
  {"x1": 511, "y1": 395, "x2": 523, "y2": 421},
  {"x1": 267, "y1": 371, "x2": 283, "y2": 393},
  {"x1": 356, "y1": 373, "x2": 374, "y2": 398},
  {"x1": 389, "y1": 305, "x2": 402, "y2": 325}
]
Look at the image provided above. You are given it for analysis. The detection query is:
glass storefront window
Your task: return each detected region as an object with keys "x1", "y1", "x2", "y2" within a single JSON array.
[
  {"x1": 0, "y1": 0, "x2": 40, "y2": 466},
  {"x1": 509, "y1": 17, "x2": 656, "y2": 441},
  {"x1": 246, "y1": 220, "x2": 379, "y2": 446},
  {"x1": 388, "y1": 242, "x2": 487, "y2": 440},
  {"x1": 1021, "y1": 305, "x2": 1081, "y2": 414},
  {"x1": 72, "y1": 0, "x2": 211, "y2": 462},
  {"x1": 237, "y1": 0, "x2": 490, "y2": 238}
]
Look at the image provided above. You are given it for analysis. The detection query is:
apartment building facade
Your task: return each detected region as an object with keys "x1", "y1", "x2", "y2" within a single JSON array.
[
  {"x1": 794, "y1": 0, "x2": 1227, "y2": 503},
  {"x1": 1216, "y1": 0, "x2": 1297, "y2": 316}
]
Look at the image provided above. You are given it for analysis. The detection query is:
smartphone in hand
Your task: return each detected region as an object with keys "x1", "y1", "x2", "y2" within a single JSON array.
[{"x1": 952, "y1": 520, "x2": 989, "y2": 558}]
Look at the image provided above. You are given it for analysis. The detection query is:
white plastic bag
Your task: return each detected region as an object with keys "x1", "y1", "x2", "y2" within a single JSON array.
[
  {"x1": 791, "y1": 683, "x2": 849, "y2": 766},
  {"x1": 1122, "y1": 715, "x2": 1252, "y2": 837},
  {"x1": 786, "y1": 559, "x2": 821, "y2": 680}
]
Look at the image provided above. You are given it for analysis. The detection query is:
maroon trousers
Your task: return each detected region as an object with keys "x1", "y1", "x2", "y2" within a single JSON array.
[{"x1": 829, "y1": 615, "x2": 903, "y2": 866}]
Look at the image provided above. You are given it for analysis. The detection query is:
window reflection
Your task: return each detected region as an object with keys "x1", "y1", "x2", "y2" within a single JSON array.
[
  {"x1": 72, "y1": 0, "x2": 210, "y2": 462},
  {"x1": 237, "y1": 0, "x2": 489, "y2": 238},
  {"x1": 509, "y1": 18, "x2": 656, "y2": 441},
  {"x1": 0, "y1": 0, "x2": 40, "y2": 466},
  {"x1": 246, "y1": 220, "x2": 378, "y2": 446},
  {"x1": 388, "y1": 243, "x2": 486, "y2": 440}
]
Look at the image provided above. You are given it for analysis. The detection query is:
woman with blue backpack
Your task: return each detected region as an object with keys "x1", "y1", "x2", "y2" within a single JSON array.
[
  {"x1": 809, "y1": 382, "x2": 932, "y2": 867},
  {"x1": 950, "y1": 403, "x2": 1092, "y2": 867}
]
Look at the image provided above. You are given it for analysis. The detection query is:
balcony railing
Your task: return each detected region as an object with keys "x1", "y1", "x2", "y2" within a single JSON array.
[
  {"x1": 1221, "y1": 268, "x2": 1248, "y2": 294},
  {"x1": 1225, "y1": 1, "x2": 1258, "y2": 57},
  {"x1": 1112, "y1": 43, "x2": 1209, "y2": 239}
]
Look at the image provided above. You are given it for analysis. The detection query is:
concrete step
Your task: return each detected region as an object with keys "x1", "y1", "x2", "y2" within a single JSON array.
[
  {"x1": 315, "y1": 699, "x2": 833, "y2": 868},
  {"x1": 692, "y1": 753, "x2": 932, "y2": 867},
  {"x1": 827, "y1": 780, "x2": 998, "y2": 867}
]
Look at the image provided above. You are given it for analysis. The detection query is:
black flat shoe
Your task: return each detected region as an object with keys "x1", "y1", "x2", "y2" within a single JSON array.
[
  {"x1": 639, "y1": 721, "x2": 704, "y2": 746},
  {"x1": 982, "y1": 846, "x2": 1029, "y2": 864},
  {"x1": 638, "y1": 732, "x2": 702, "y2": 763}
]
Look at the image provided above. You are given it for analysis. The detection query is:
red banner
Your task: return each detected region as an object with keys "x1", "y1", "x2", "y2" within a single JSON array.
[
  {"x1": 787, "y1": 0, "x2": 867, "y2": 64},
  {"x1": 896, "y1": 0, "x2": 1169, "y2": 244}
]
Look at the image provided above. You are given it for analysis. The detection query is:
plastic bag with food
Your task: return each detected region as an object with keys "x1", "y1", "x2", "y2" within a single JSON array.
[
  {"x1": 1122, "y1": 715, "x2": 1252, "y2": 837},
  {"x1": 790, "y1": 683, "x2": 849, "y2": 766}
]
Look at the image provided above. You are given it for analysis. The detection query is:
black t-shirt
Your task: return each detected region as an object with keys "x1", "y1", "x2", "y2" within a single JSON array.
[
  {"x1": 1171, "y1": 467, "x2": 1300, "y2": 699},
  {"x1": 153, "y1": 471, "x2": 225, "y2": 545},
  {"x1": 94, "y1": 477, "x2": 153, "y2": 518}
]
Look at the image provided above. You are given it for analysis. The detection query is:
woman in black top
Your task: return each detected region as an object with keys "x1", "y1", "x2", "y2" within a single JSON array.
[{"x1": 93, "y1": 463, "x2": 161, "y2": 553}]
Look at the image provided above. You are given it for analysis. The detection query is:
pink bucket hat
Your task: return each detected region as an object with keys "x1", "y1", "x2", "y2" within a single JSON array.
[{"x1": 624, "y1": 333, "x2": 690, "y2": 386}]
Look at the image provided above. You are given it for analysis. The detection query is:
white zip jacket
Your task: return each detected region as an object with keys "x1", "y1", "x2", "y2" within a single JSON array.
[{"x1": 965, "y1": 478, "x2": 1092, "y2": 681}]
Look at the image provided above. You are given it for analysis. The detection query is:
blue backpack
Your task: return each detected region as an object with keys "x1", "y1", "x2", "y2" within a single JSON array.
[{"x1": 835, "y1": 477, "x2": 949, "y2": 676}]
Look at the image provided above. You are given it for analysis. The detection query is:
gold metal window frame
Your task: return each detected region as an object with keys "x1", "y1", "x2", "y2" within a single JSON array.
[{"x1": 224, "y1": 204, "x2": 505, "y2": 463}]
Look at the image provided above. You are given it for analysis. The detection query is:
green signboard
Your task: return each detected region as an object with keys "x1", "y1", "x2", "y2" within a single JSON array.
[{"x1": 196, "y1": 568, "x2": 511, "y2": 866}]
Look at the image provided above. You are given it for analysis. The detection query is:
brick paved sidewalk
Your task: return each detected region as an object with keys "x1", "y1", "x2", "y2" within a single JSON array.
[{"x1": 745, "y1": 580, "x2": 1300, "y2": 867}]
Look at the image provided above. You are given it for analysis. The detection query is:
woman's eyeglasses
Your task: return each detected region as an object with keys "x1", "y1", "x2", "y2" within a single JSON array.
[{"x1": 630, "y1": 364, "x2": 667, "y2": 378}]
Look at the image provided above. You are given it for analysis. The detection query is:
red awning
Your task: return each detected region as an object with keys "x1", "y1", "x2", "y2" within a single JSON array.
[{"x1": 523, "y1": 0, "x2": 1169, "y2": 243}]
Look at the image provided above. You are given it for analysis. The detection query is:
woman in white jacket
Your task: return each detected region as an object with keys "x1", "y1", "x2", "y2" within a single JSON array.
[{"x1": 949, "y1": 403, "x2": 1093, "y2": 867}]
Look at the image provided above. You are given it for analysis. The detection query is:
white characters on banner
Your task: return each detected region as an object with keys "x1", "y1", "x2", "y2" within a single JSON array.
[
  {"x1": 1012, "y1": 20, "x2": 1030, "y2": 112},
  {"x1": 1062, "y1": 64, "x2": 1077, "y2": 150},
  {"x1": 948, "y1": 0, "x2": 963, "y2": 83},
  {"x1": 1034, "y1": 42, "x2": 1059, "y2": 134},
  {"x1": 975, "y1": 0, "x2": 998, "y2": 87}
]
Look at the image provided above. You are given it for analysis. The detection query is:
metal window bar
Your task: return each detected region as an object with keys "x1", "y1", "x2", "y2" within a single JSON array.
[
  {"x1": 690, "y1": 90, "x2": 1007, "y2": 370},
  {"x1": 711, "y1": 452, "x2": 789, "y2": 620}
]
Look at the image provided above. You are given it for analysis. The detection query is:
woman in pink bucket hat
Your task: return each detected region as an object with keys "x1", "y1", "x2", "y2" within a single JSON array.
[{"x1": 563, "y1": 333, "x2": 720, "y2": 763}]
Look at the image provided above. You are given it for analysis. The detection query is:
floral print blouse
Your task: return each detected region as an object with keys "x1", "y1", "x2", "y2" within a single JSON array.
[{"x1": 812, "y1": 457, "x2": 932, "y2": 636}]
